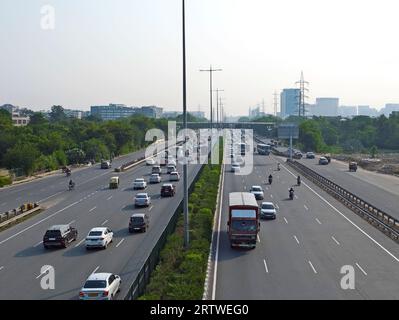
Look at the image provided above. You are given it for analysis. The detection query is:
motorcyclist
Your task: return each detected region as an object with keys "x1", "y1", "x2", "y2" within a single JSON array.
[
  {"x1": 69, "y1": 179, "x2": 75, "y2": 190},
  {"x1": 277, "y1": 163, "x2": 281, "y2": 171},
  {"x1": 66, "y1": 168, "x2": 71, "y2": 177},
  {"x1": 268, "y1": 174, "x2": 273, "y2": 185},
  {"x1": 297, "y1": 175, "x2": 301, "y2": 186},
  {"x1": 289, "y1": 187, "x2": 294, "y2": 199}
]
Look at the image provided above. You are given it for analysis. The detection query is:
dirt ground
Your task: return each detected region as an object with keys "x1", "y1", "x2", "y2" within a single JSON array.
[{"x1": 333, "y1": 153, "x2": 399, "y2": 176}]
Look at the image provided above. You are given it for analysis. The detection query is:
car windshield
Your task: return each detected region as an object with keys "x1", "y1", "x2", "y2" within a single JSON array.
[
  {"x1": 231, "y1": 220, "x2": 257, "y2": 232},
  {"x1": 84, "y1": 280, "x2": 107, "y2": 289},
  {"x1": 135, "y1": 179, "x2": 144, "y2": 182},
  {"x1": 262, "y1": 204, "x2": 274, "y2": 210},
  {"x1": 45, "y1": 230, "x2": 61, "y2": 237},
  {"x1": 252, "y1": 187, "x2": 262, "y2": 192},
  {"x1": 88, "y1": 231, "x2": 102, "y2": 237},
  {"x1": 136, "y1": 195, "x2": 147, "y2": 199},
  {"x1": 131, "y1": 217, "x2": 144, "y2": 224},
  {"x1": 151, "y1": 174, "x2": 159, "y2": 177}
]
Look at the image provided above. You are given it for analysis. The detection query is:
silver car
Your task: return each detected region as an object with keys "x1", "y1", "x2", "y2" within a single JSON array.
[
  {"x1": 134, "y1": 193, "x2": 151, "y2": 207},
  {"x1": 149, "y1": 173, "x2": 161, "y2": 184}
]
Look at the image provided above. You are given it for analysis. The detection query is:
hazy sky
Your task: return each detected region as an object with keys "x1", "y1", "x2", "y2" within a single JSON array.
[{"x1": 1, "y1": 0, "x2": 399, "y2": 116}]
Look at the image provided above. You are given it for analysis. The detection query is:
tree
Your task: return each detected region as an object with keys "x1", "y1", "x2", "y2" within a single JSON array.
[
  {"x1": 299, "y1": 120, "x2": 326, "y2": 152},
  {"x1": 83, "y1": 138, "x2": 109, "y2": 162},
  {"x1": 29, "y1": 112, "x2": 48, "y2": 126},
  {"x1": 49, "y1": 105, "x2": 67, "y2": 122},
  {"x1": 3, "y1": 143, "x2": 40, "y2": 175},
  {"x1": 0, "y1": 109, "x2": 12, "y2": 130},
  {"x1": 66, "y1": 148, "x2": 85, "y2": 165},
  {"x1": 370, "y1": 145, "x2": 378, "y2": 159}
]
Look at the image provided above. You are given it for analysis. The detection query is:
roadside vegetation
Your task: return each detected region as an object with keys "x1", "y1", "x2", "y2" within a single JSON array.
[
  {"x1": 139, "y1": 139, "x2": 223, "y2": 300},
  {"x1": 0, "y1": 106, "x2": 172, "y2": 181}
]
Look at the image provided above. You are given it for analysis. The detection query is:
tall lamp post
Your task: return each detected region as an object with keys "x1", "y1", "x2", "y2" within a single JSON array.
[
  {"x1": 200, "y1": 66, "x2": 222, "y2": 130},
  {"x1": 182, "y1": 0, "x2": 189, "y2": 249}
]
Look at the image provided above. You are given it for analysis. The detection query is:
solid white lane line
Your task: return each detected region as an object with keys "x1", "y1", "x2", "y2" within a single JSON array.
[
  {"x1": 116, "y1": 239, "x2": 125, "y2": 248},
  {"x1": 149, "y1": 206, "x2": 154, "y2": 211},
  {"x1": 257, "y1": 235, "x2": 261, "y2": 243},
  {"x1": 91, "y1": 266, "x2": 100, "y2": 274},
  {"x1": 315, "y1": 218, "x2": 322, "y2": 225},
  {"x1": 283, "y1": 217, "x2": 288, "y2": 224},
  {"x1": 33, "y1": 241, "x2": 43, "y2": 247},
  {"x1": 263, "y1": 259, "x2": 269, "y2": 273},
  {"x1": 304, "y1": 205, "x2": 309, "y2": 210},
  {"x1": 106, "y1": 196, "x2": 113, "y2": 201},
  {"x1": 331, "y1": 236, "x2": 340, "y2": 246},
  {"x1": 356, "y1": 263, "x2": 368, "y2": 276},
  {"x1": 282, "y1": 164, "x2": 399, "y2": 263},
  {"x1": 89, "y1": 206, "x2": 96, "y2": 213},
  {"x1": 75, "y1": 238, "x2": 85, "y2": 248},
  {"x1": 293, "y1": 235, "x2": 300, "y2": 245},
  {"x1": 275, "y1": 204, "x2": 279, "y2": 210},
  {"x1": 101, "y1": 220, "x2": 108, "y2": 226},
  {"x1": 308, "y1": 261, "x2": 318, "y2": 274}
]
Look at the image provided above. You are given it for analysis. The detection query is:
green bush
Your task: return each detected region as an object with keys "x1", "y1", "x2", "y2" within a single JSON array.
[{"x1": 0, "y1": 176, "x2": 12, "y2": 188}]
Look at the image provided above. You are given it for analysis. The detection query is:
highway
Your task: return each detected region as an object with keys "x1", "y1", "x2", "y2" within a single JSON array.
[
  {"x1": 214, "y1": 141, "x2": 399, "y2": 299},
  {"x1": 0, "y1": 143, "x2": 202, "y2": 300}
]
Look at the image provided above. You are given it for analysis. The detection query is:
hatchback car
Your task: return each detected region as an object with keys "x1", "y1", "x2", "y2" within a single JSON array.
[
  {"x1": 161, "y1": 184, "x2": 176, "y2": 197},
  {"x1": 133, "y1": 178, "x2": 147, "y2": 190},
  {"x1": 149, "y1": 173, "x2": 161, "y2": 184},
  {"x1": 85, "y1": 227, "x2": 113, "y2": 250},
  {"x1": 250, "y1": 186, "x2": 264, "y2": 200},
  {"x1": 134, "y1": 193, "x2": 151, "y2": 207},
  {"x1": 319, "y1": 157, "x2": 329, "y2": 165},
  {"x1": 167, "y1": 165, "x2": 177, "y2": 174},
  {"x1": 152, "y1": 165, "x2": 162, "y2": 175},
  {"x1": 170, "y1": 171, "x2": 180, "y2": 181},
  {"x1": 79, "y1": 273, "x2": 121, "y2": 300},
  {"x1": 129, "y1": 214, "x2": 149, "y2": 233},
  {"x1": 260, "y1": 202, "x2": 277, "y2": 219},
  {"x1": 146, "y1": 158, "x2": 156, "y2": 166},
  {"x1": 43, "y1": 225, "x2": 78, "y2": 249}
]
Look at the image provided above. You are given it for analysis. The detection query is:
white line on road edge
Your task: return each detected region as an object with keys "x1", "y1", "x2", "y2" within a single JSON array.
[
  {"x1": 0, "y1": 199, "x2": 81, "y2": 246},
  {"x1": 101, "y1": 220, "x2": 108, "y2": 226},
  {"x1": 91, "y1": 266, "x2": 100, "y2": 274},
  {"x1": 308, "y1": 261, "x2": 318, "y2": 274},
  {"x1": 315, "y1": 218, "x2": 322, "y2": 225},
  {"x1": 116, "y1": 239, "x2": 125, "y2": 248},
  {"x1": 282, "y1": 163, "x2": 399, "y2": 264},
  {"x1": 356, "y1": 263, "x2": 368, "y2": 276},
  {"x1": 106, "y1": 196, "x2": 113, "y2": 201},
  {"x1": 294, "y1": 235, "x2": 300, "y2": 245},
  {"x1": 89, "y1": 206, "x2": 96, "y2": 213},
  {"x1": 263, "y1": 259, "x2": 269, "y2": 273},
  {"x1": 331, "y1": 236, "x2": 341, "y2": 246},
  {"x1": 283, "y1": 217, "x2": 288, "y2": 224},
  {"x1": 74, "y1": 238, "x2": 85, "y2": 248},
  {"x1": 304, "y1": 205, "x2": 309, "y2": 210},
  {"x1": 33, "y1": 241, "x2": 43, "y2": 248}
]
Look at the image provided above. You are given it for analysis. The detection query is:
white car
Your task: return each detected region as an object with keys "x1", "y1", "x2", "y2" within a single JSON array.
[
  {"x1": 167, "y1": 165, "x2": 177, "y2": 174},
  {"x1": 170, "y1": 171, "x2": 180, "y2": 181},
  {"x1": 250, "y1": 185, "x2": 264, "y2": 200},
  {"x1": 149, "y1": 173, "x2": 161, "y2": 184},
  {"x1": 146, "y1": 158, "x2": 156, "y2": 166},
  {"x1": 79, "y1": 273, "x2": 121, "y2": 300},
  {"x1": 260, "y1": 202, "x2": 277, "y2": 219},
  {"x1": 133, "y1": 178, "x2": 147, "y2": 190},
  {"x1": 135, "y1": 193, "x2": 151, "y2": 207},
  {"x1": 231, "y1": 163, "x2": 240, "y2": 173},
  {"x1": 85, "y1": 227, "x2": 113, "y2": 250}
]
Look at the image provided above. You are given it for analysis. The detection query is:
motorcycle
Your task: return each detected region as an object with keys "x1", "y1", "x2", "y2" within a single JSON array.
[
  {"x1": 277, "y1": 164, "x2": 281, "y2": 171},
  {"x1": 68, "y1": 183, "x2": 75, "y2": 191},
  {"x1": 297, "y1": 177, "x2": 301, "y2": 186},
  {"x1": 66, "y1": 170, "x2": 71, "y2": 177},
  {"x1": 289, "y1": 189, "x2": 294, "y2": 200},
  {"x1": 268, "y1": 176, "x2": 273, "y2": 185}
]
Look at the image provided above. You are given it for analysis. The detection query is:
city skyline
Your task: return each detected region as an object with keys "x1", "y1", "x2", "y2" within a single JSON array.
[{"x1": 1, "y1": 0, "x2": 399, "y2": 116}]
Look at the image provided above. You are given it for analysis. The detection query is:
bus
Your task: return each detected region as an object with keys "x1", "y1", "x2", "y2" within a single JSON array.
[{"x1": 257, "y1": 144, "x2": 271, "y2": 155}]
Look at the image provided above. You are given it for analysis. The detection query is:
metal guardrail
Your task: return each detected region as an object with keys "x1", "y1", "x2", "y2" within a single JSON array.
[
  {"x1": 286, "y1": 160, "x2": 399, "y2": 243},
  {"x1": 123, "y1": 138, "x2": 218, "y2": 300}
]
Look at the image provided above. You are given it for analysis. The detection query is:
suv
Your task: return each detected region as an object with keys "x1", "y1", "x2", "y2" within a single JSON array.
[
  {"x1": 129, "y1": 214, "x2": 149, "y2": 233},
  {"x1": 161, "y1": 184, "x2": 176, "y2": 197},
  {"x1": 152, "y1": 165, "x2": 162, "y2": 175},
  {"x1": 306, "y1": 152, "x2": 315, "y2": 159},
  {"x1": 43, "y1": 225, "x2": 78, "y2": 249}
]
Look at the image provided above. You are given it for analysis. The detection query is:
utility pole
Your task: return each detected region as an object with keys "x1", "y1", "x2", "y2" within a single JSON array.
[
  {"x1": 182, "y1": 0, "x2": 189, "y2": 249},
  {"x1": 200, "y1": 66, "x2": 222, "y2": 129},
  {"x1": 296, "y1": 71, "x2": 309, "y2": 117},
  {"x1": 214, "y1": 88, "x2": 224, "y2": 129}
]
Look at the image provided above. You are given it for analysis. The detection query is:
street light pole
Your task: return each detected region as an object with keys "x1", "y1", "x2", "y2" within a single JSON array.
[
  {"x1": 182, "y1": 0, "x2": 189, "y2": 249},
  {"x1": 214, "y1": 88, "x2": 224, "y2": 130},
  {"x1": 200, "y1": 66, "x2": 222, "y2": 131}
]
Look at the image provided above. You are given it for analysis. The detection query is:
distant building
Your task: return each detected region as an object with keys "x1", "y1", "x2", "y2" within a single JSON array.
[
  {"x1": 312, "y1": 98, "x2": 339, "y2": 117},
  {"x1": 339, "y1": 106, "x2": 358, "y2": 117},
  {"x1": 162, "y1": 111, "x2": 182, "y2": 119},
  {"x1": 280, "y1": 89, "x2": 300, "y2": 118},
  {"x1": 64, "y1": 109, "x2": 83, "y2": 119},
  {"x1": 12, "y1": 111, "x2": 30, "y2": 126},
  {"x1": 380, "y1": 104, "x2": 399, "y2": 117},
  {"x1": 90, "y1": 104, "x2": 136, "y2": 121},
  {"x1": 358, "y1": 105, "x2": 378, "y2": 117},
  {"x1": 135, "y1": 106, "x2": 163, "y2": 119},
  {"x1": 189, "y1": 111, "x2": 206, "y2": 119}
]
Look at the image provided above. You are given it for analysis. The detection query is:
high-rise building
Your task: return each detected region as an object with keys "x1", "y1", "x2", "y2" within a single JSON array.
[
  {"x1": 358, "y1": 105, "x2": 378, "y2": 117},
  {"x1": 380, "y1": 104, "x2": 399, "y2": 117},
  {"x1": 280, "y1": 89, "x2": 300, "y2": 118},
  {"x1": 90, "y1": 104, "x2": 136, "y2": 120},
  {"x1": 339, "y1": 106, "x2": 357, "y2": 117},
  {"x1": 64, "y1": 109, "x2": 83, "y2": 119},
  {"x1": 312, "y1": 98, "x2": 339, "y2": 117},
  {"x1": 135, "y1": 106, "x2": 163, "y2": 119}
]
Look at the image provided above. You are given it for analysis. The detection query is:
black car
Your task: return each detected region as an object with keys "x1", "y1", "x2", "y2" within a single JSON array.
[
  {"x1": 161, "y1": 184, "x2": 176, "y2": 197},
  {"x1": 129, "y1": 214, "x2": 149, "y2": 233},
  {"x1": 43, "y1": 225, "x2": 78, "y2": 249}
]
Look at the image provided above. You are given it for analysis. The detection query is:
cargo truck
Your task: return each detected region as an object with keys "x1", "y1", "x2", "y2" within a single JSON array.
[{"x1": 227, "y1": 192, "x2": 260, "y2": 249}]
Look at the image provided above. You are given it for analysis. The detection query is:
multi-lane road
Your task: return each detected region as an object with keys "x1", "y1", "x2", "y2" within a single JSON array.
[
  {"x1": 0, "y1": 144, "x2": 202, "y2": 300},
  {"x1": 213, "y1": 138, "x2": 399, "y2": 299}
]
